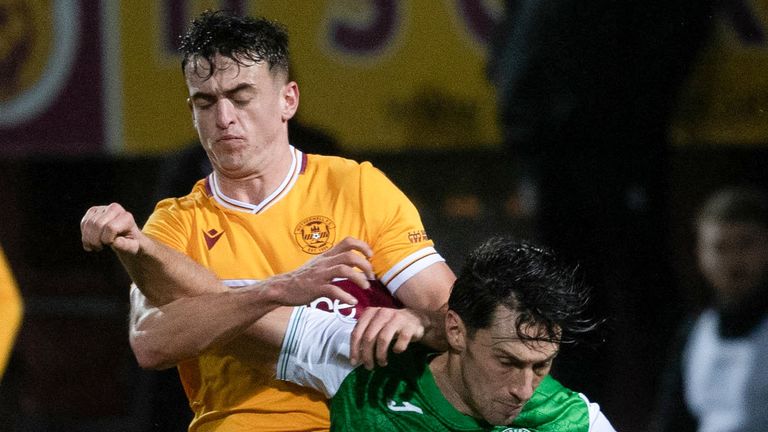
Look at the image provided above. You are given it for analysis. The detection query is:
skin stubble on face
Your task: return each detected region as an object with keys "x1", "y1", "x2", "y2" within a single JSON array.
[{"x1": 431, "y1": 306, "x2": 559, "y2": 426}]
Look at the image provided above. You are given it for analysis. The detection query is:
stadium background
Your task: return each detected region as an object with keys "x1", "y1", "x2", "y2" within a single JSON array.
[{"x1": 2, "y1": 1, "x2": 768, "y2": 431}]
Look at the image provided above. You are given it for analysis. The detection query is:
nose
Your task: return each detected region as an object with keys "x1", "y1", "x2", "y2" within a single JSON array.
[
  {"x1": 508, "y1": 369, "x2": 536, "y2": 403},
  {"x1": 215, "y1": 99, "x2": 236, "y2": 129}
]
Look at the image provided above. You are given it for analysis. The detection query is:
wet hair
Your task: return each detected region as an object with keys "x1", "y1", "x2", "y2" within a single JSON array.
[
  {"x1": 696, "y1": 186, "x2": 768, "y2": 228},
  {"x1": 448, "y1": 237, "x2": 596, "y2": 345},
  {"x1": 179, "y1": 10, "x2": 289, "y2": 80}
]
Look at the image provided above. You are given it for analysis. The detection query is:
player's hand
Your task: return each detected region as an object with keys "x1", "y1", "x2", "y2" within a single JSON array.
[
  {"x1": 275, "y1": 237, "x2": 375, "y2": 306},
  {"x1": 350, "y1": 307, "x2": 425, "y2": 370},
  {"x1": 80, "y1": 203, "x2": 143, "y2": 255}
]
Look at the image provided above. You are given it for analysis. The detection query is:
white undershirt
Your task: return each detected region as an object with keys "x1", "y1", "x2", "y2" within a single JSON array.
[{"x1": 683, "y1": 310, "x2": 755, "y2": 432}]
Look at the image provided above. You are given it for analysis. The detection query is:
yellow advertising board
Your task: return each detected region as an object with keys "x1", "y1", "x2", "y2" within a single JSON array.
[
  {"x1": 671, "y1": 0, "x2": 768, "y2": 146},
  {"x1": 119, "y1": 0, "x2": 501, "y2": 154}
]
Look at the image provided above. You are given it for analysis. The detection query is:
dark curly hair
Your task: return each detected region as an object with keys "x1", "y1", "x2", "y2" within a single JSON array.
[
  {"x1": 179, "y1": 10, "x2": 290, "y2": 80},
  {"x1": 448, "y1": 237, "x2": 597, "y2": 345}
]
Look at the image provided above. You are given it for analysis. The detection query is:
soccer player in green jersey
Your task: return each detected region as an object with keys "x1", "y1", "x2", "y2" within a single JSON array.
[
  {"x1": 84, "y1": 202, "x2": 614, "y2": 430},
  {"x1": 279, "y1": 237, "x2": 616, "y2": 431}
]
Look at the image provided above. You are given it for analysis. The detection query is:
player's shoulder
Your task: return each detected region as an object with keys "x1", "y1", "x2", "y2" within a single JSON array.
[
  {"x1": 153, "y1": 178, "x2": 210, "y2": 214},
  {"x1": 532, "y1": 375, "x2": 569, "y2": 396},
  {"x1": 513, "y1": 376, "x2": 592, "y2": 430},
  {"x1": 305, "y1": 153, "x2": 381, "y2": 179}
]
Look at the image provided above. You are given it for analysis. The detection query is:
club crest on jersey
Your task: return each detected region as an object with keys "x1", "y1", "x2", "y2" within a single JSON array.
[{"x1": 294, "y1": 216, "x2": 336, "y2": 254}]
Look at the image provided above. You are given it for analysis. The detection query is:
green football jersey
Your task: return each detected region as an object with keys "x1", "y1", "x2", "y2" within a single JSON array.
[{"x1": 329, "y1": 346, "x2": 591, "y2": 431}]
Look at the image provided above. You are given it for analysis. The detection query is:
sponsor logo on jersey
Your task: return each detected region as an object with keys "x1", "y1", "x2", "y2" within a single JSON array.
[
  {"x1": 309, "y1": 297, "x2": 358, "y2": 321},
  {"x1": 500, "y1": 429, "x2": 530, "y2": 432},
  {"x1": 407, "y1": 229, "x2": 430, "y2": 243},
  {"x1": 294, "y1": 215, "x2": 336, "y2": 254},
  {"x1": 203, "y1": 228, "x2": 224, "y2": 250},
  {"x1": 386, "y1": 399, "x2": 424, "y2": 414}
]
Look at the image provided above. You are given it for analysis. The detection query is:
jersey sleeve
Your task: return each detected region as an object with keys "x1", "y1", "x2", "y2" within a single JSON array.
[
  {"x1": 579, "y1": 394, "x2": 617, "y2": 432},
  {"x1": 276, "y1": 307, "x2": 356, "y2": 398},
  {"x1": 358, "y1": 162, "x2": 445, "y2": 295},
  {"x1": 0, "y1": 246, "x2": 22, "y2": 377},
  {"x1": 142, "y1": 197, "x2": 193, "y2": 253}
]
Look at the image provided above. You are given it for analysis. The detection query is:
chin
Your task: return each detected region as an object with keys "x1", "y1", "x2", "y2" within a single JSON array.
[
  {"x1": 483, "y1": 409, "x2": 522, "y2": 426},
  {"x1": 485, "y1": 416, "x2": 519, "y2": 427}
]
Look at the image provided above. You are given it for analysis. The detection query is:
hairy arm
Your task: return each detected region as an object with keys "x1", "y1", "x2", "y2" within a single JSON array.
[
  {"x1": 395, "y1": 261, "x2": 455, "y2": 347},
  {"x1": 82, "y1": 203, "x2": 375, "y2": 368},
  {"x1": 130, "y1": 285, "x2": 297, "y2": 369},
  {"x1": 127, "y1": 244, "x2": 371, "y2": 370}
]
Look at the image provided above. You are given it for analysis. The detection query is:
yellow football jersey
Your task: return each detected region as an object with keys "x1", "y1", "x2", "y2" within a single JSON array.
[
  {"x1": 0, "y1": 245, "x2": 22, "y2": 378},
  {"x1": 143, "y1": 147, "x2": 443, "y2": 432}
]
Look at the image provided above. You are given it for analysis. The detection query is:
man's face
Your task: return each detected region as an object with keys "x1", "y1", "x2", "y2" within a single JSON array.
[
  {"x1": 453, "y1": 306, "x2": 559, "y2": 425},
  {"x1": 185, "y1": 54, "x2": 297, "y2": 179},
  {"x1": 698, "y1": 221, "x2": 768, "y2": 310}
]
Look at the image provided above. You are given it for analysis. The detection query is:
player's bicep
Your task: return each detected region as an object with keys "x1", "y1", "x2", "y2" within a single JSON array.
[{"x1": 394, "y1": 261, "x2": 454, "y2": 312}]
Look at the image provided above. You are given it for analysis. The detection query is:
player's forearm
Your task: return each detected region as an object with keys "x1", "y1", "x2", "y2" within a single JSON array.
[
  {"x1": 395, "y1": 262, "x2": 455, "y2": 350},
  {"x1": 116, "y1": 233, "x2": 224, "y2": 306},
  {"x1": 130, "y1": 283, "x2": 289, "y2": 369},
  {"x1": 129, "y1": 237, "x2": 370, "y2": 367},
  {"x1": 414, "y1": 303, "x2": 450, "y2": 351}
]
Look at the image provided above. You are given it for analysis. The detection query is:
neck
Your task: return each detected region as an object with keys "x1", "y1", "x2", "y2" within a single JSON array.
[
  {"x1": 429, "y1": 352, "x2": 473, "y2": 416},
  {"x1": 215, "y1": 145, "x2": 294, "y2": 204},
  {"x1": 717, "y1": 285, "x2": 768, "y2": 338}
]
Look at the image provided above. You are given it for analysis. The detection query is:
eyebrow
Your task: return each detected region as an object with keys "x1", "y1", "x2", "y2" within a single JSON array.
[
  {"x1": 498, "y1": 349, "x2": 559, "y2": 365},
  {"x1": 190, "y1": 83, "x2": 256, "y2": 102}
]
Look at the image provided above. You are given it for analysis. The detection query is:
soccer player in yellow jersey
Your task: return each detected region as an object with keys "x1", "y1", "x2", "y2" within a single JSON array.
[
  {"x1": 0, "y1": 245, "x2": 22, "y2": 378},
  {"x1": 80, "y1": 10, "x2": 455, "y2": 432}
]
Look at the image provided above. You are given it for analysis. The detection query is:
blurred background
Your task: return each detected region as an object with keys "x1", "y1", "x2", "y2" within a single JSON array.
[{"x1": 2, "y1": 0, "x2": 768, "y2": 431}]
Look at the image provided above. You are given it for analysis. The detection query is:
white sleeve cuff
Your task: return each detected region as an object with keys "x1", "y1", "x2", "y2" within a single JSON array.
[{"x1": 380, "y1": 247, "x2": 445, "y2": 295}]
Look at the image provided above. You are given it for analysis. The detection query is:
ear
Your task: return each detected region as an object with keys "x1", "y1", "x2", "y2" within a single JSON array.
[
  {"x1": 445, "y1": 310, "x2": 467, "y2": 352},
  {"x1": 281, "y1": 81, "x2": 299, "y2": 122}
]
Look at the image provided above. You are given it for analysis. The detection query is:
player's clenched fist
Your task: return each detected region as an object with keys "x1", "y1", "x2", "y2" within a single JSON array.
[{"x1": 80, "y1": 203, "x2": 143, "y2": 255}]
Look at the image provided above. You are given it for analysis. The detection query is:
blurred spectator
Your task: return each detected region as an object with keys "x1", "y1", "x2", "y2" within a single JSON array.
[
  {"x1": 0, "y1": 245, "x2": 22, "y2": 378},
  {"x1": 651, "y1": 186, "x2": 768, "y2": 432},
  {"x1": 487, "y1": 1, "x2": 714, "y2": 428}
]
